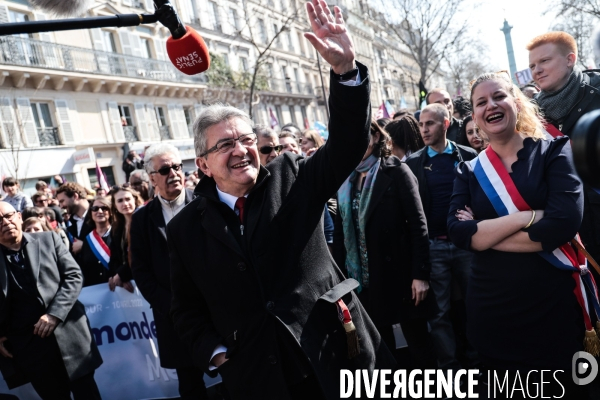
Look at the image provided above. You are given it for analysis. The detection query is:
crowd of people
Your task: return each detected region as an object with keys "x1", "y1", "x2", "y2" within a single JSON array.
[{"x1": 0, "y1": 1, "x2": 599, "y2": 398}]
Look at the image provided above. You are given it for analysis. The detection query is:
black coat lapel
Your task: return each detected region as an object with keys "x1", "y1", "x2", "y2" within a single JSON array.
[
  {"x1": 0, "y1": 248, "x2": 6, "y2": 297},
  {"x1": 246, "y1": 167, "x2": 270, "y2": 244},
  {"x1": 149, "y1": 200, "x2": 167, "y2": 241},
  {"x1": 23, "y1": 233, "x2": 40, "y2": 283},
  {"x1": 364, "y1": 164, "x2": 392, "y2": 224},
  {"x1": 198, "y1": 198, "x2": 245, "y2": 259}
]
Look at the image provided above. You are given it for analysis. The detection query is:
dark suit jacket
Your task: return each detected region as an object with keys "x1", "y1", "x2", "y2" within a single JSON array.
[
  {"x1": 333, "y1": 157, "x2": 434, "y2": 326},
  {"x1": 168, "y1": 63, "x2": 396, "y2": 400},
  {"x1": 66, "y1": 211, "x2": 93, "y2": 241},
  {"x1": 405, "y1": 140, "x2": 478, "y2": 223},
  {"x1": 0, "y1": 232, "x2": 102, "y2": 388},
  {"x1": 130, "y1": 189, "x2": 194, "y2": 369}
]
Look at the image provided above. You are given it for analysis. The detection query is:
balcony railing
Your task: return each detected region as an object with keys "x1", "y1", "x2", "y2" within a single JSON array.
[
  {"x1": 0, "y1": 36, "x2": 207, "y2": 84},
  {"x1": 159, "y1": 125, "x2": 171, "y2": 140},
  {"x1": 267, "y1": 79, "x2": 313, "y2": 96},
  {"x1": 38, "y1": 127, "x2": 60, "y2": 147},
  {"x1": 123, "y1": 126, "x2": 138, "y2": 142}
]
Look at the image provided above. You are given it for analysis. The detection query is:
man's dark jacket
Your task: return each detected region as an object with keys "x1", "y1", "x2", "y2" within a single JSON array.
[
  {"x1": 405, "y1": 141, "x2": 478, "y2": 222},
  {"x1": 446, "y1": 117, "x2": 462, "y2": 142},
  {"x1": 0, "y1": 232, "x2": 102, "y2": 388},
  {"x1": 130, "y1": 189, "x2": 195, "y2": 369},
  {"x1": 168, "y1": 63, "x2": 396, "y2": 400},
  {"x1": 332, "y1": 157, "x2": 434, "y2": 326},
  {"x1": 538, "y1": 70, "x2": 600, "y2": 267}
]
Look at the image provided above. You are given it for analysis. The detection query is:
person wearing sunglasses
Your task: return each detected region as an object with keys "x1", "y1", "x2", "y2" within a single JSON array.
[
  {"x1": 255, "y1": 125, "x2": 282, "y2": 166},
  {"x1": 129, "y1": 143, "x2": 207, "y2": 399},
  {"x1": 78, "y1": 197, "x2": 120, "y2": 290},
  {"x1": 1, "y1": 177, "x2": 33, "y2": 213},
  {"x1": 32, "y1": 191, "x2": 64, "y2": 226}
]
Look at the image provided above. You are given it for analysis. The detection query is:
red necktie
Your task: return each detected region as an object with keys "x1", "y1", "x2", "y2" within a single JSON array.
[{"x1": 235, "y1": 197, "x2": 246, "y2": 223}]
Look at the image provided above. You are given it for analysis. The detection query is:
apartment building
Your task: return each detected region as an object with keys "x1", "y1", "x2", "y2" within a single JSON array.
[{"x1": 0, "y1": 0, "x2": 443, "y2": 190}]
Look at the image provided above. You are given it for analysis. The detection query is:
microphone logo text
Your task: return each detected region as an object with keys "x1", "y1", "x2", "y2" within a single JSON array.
[{"x1": 175, "y1": 52, "x2": 204, "y2": 69}]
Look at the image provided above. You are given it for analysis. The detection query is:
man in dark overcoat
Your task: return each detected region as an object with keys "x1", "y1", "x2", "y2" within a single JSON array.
[
  {"x1": 129, "y1": 143, "x2": 207, "y2": 399},
  {"x1": 168, "y1": 1, "x2": 396, "y2": 399},
  {"x1": 0, "y1": 202, "x2": 102, "y2": 399}
]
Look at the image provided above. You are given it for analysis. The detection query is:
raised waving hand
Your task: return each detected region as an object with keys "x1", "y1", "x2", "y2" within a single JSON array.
[{"x1": 304, "y1": 0, "x2": 356, "y2": 75}]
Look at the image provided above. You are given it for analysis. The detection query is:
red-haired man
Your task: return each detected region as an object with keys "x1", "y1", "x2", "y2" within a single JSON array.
[{"x1": 528, "y1": 31, "x2": 600, "y2": 276}]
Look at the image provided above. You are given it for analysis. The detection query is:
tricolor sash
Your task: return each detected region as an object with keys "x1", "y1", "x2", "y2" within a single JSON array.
[
  {"x1": 471, "y1": 145, "x2": 600, "y2": 355},
  {"x1": 86, "y1": 230, "x2": 111, "y2": 270}
]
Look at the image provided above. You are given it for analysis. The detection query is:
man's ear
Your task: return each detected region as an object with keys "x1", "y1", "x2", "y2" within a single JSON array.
[
  {"x1": 567, "y1": 52, "x2": 577, "y2": 68},
  {"x1": 196, "y1": 157, "x2": 212, "y2": 178},
  {"x1": 443, "y1": 118, "x2": 451, "y2": 130}
]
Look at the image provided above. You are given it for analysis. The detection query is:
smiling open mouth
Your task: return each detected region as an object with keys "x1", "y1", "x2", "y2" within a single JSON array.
[
  {"x1": 486, "y1": 113, "x2": 504, "y2": 123},
  {"x1": 232, "y1": 160, "x2": 250, "y2": 169}
]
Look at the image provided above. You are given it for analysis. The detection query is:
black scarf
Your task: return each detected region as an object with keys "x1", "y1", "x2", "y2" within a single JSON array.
[{"x1": 536, "y1": 69, "x2": 584, "y2": 123}]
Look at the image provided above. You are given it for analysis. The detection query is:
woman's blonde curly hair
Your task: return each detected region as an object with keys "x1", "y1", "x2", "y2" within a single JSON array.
[{"x1": 469, "y1": 71, "x2": 546, "y2": 141}]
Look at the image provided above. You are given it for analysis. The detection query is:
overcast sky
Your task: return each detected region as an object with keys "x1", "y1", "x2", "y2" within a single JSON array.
[{"x1": 469, "y1": 0, "x2": 558, "y2": 72}]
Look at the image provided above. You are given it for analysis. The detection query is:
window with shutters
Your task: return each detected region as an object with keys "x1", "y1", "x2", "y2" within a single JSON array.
[
  {"x1": 8, "y1": 10, "x2": 31, "y2": 37},
  {"x1": 140, "y1": 37, "x2": 152, "y2": 59},
  {"x1": 155, "y1": 106, "x2": 171, "y2": 140},
  {"x1": 289, "y1": 105, "x2": 297, "y2": 125},
  {"x1": 239, "y1": 57, "x2": 248, "y2": 71},
  {"x1": 102, "y1": 30, "x2": 118, "y2": 53},
  {"x1": 209, "y1": 2, "x2": 221, "y2": 32},
  {"x1": 297, "y1": 31, "x2": 305, "y2": 56},
  {"x1": 118, "y1": 105, "x2": 138, "y2": 142},
  {"x1": 287, "y1": 30, "x2": 294, "y2": 52},
  {"x1": 30, "y1": 102, "x2": 59, "y2": 147},
  {"x1": 7, "y1": 11, "x2": 35, "y2": 64},
  {"x1": 273, "y1": 24, "x2": 281, "y2": 48},
  {"x1": 257, "y1": 19, "x2": 267, "y2": 44},
  {"x1": 184, "y1": 107, "x2": 194, "y2": 138},
  {"x1": 228, "y1": 8, "x2": 239, "y2": 32}
]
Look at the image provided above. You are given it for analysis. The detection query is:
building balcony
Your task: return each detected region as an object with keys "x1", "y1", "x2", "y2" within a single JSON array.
[
  {"x1": 38, "y1": 127, "x2": 60, "y2": 147},
  {"x1": 159, "y1": 125, "x2": 171, "y2": 140},
  {"x1": 123, "y1": 126, "x2": 138, "y2": 142},
  {"x1": 0, "y1": 36, "x2": 207, "y2": 85},
  {"x1": 267, "y1": 78, "x2": 313, "y2": 96}
]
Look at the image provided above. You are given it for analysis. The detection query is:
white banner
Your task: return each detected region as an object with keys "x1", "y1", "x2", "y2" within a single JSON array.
[
  {"x1": 515, "y1": 68, "x2": 534, "y2": 86},
  {"x1": 0, "y1": 282, "x2": 220, "y2": 399}
]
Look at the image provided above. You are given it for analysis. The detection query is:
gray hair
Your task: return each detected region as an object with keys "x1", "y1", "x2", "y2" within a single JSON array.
[
  {"x1": 421, "y1": 103, "x2": 449, "y2": 122},
  {"x1": 255, "y1": 125, "x2": 278, "y2": 142},
  {"x1": 129, "y1": 169, "x2": 149, "y2": 183},
  {"x1": 193, "y1": 104, "x2": 254, "y2": 158},
  {"x1": 143, "y1": 143, "x2": 181, "y2": 174}
]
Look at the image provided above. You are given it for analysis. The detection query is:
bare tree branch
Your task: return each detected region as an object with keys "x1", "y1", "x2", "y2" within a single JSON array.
[{"x1": 375, "y1": 0, "x2": 470, "y2": 87}]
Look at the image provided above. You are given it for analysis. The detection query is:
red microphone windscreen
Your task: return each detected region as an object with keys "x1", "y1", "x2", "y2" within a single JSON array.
[{"x1": 166, "y1": 26, "x2": 210, "y2": 75}]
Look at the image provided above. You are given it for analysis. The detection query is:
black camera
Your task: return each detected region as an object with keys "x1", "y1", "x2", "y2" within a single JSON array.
[{"x1": 572, "y1": 109, "x2": 600, "y2": 188}]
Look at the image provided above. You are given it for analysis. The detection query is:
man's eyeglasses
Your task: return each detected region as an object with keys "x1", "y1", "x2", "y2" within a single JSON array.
[
  {"x1": 35, "y1": 198, "x2": 48, "y2": 204},
  {"x1": 150, "y1": 163, "x2": 183, "y2": 176},
  {"x1": 91, "y1": 206, "x2": 110, "y2": 212},
  {"x1": 259, "y1": 145, "x2": 283, "y2": 155},
  {"x1": 0, "y1": 211, "x2": 17, "y2": 223},
  {"x1": 129, "y1": 180, "x2": 145, "y2": 187},
  {"x1": 200, "y1": 133, "x2": 257, "y2": 157}
]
